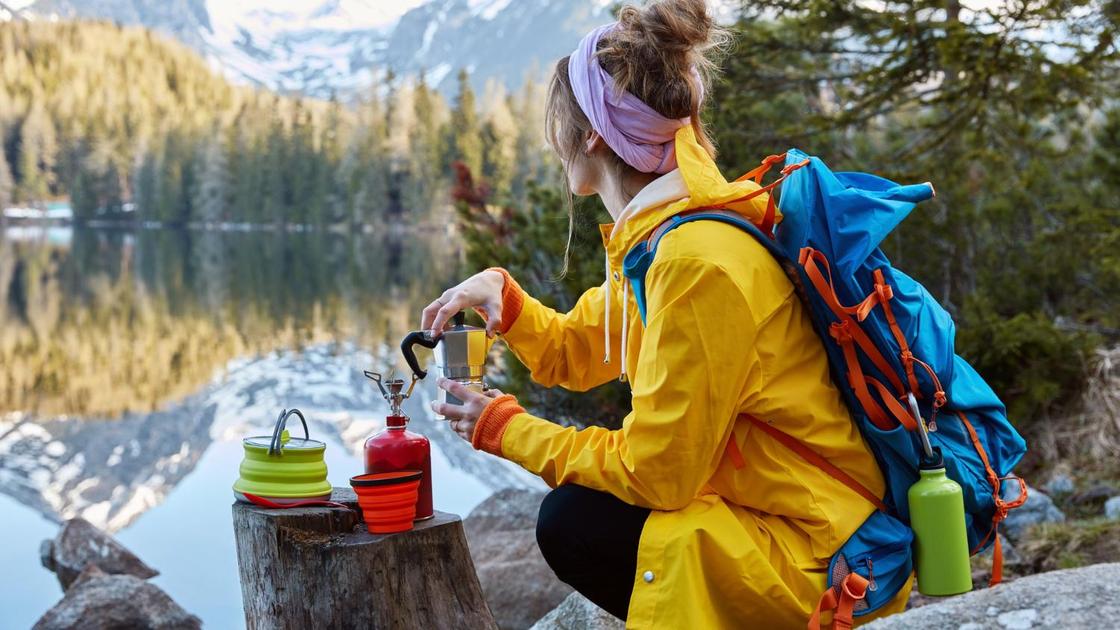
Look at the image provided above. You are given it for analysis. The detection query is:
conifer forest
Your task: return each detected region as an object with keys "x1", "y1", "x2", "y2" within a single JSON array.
[{"x1": 0, "y1": 20, "x2": 549, "y2": 226}]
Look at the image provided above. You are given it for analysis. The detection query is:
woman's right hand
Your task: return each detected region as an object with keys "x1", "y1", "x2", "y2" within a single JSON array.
[{"x1": 421, "y1": 269, "x2": 506, "y2": 338}]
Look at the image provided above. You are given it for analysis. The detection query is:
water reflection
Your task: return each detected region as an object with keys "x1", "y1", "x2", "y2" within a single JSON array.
[
  {"x1": 0, "y1": 226, "x2": 543, "y2": 628},
  {"x1": 0, "y1": 225, "x2": 452, "y2": 416},
  {"x1": 0, "y1": 343, "x2": 538, "y2": 533},
  {"x1": 0, "y1": 404, "x2": 214, "y2": 534}
]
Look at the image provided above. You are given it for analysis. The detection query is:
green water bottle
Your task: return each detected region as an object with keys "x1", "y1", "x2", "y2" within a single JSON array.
[{"x1": 909, "y1": 446, "x2": 973, "y2": 596}]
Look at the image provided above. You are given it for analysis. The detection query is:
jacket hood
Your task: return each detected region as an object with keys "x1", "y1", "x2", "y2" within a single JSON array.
[{"x1": 599, "y1": 125, "x2": 777, "y2": 267}]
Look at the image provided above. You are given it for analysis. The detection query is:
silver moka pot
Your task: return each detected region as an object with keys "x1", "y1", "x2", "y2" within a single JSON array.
[{"x1": 402, "y1": 312, "x2": 494, "y2": 415}]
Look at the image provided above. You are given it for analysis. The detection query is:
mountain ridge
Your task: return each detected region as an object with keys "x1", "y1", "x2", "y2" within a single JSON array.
[{"x1": 19, "y1": 0, "x2": 614, "y2": 97}]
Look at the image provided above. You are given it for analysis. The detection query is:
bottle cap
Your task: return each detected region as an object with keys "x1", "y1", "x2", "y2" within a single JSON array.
[{"x1": 919, "y1": 445, "x2": 945, "y2": 470}]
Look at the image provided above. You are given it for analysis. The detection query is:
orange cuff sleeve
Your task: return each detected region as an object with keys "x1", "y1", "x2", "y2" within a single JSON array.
[
  {"x1": 472, "y1": 394, "x2": 525, "y2": 456},
  {"x1": 486, "y1": 267, "x2": 525, "y2": 335}
]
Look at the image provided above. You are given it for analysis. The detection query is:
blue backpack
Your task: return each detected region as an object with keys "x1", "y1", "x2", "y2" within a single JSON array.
[{"x1": 622, "y1": 150, "x2": 1028, "y2": 626}]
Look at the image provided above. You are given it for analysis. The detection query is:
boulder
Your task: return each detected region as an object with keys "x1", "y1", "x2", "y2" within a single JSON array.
[
  {"x1": 34, "y1": 565, "x2": 200, "y2": 630},
  {"x1": 464, "y1": 489, "x2": 573, "y2": 629},
  {"x1": 1071, "y1": 483, "x2": 1118, "y2": 507},
  {"x1": 1041, "y1": 472, "x2": 1073, "y2": 497},
  {"x1": 40, "y1": 517, "x2": 158, "y2": 590},
  {"x1": 864, "y1": 563, "x2": 1120, "y2": 629},
  {"x1": 1001, "y1": 482, "x2": 1065, "y2": 541},
  {"x1": 529, "y1": 593, "x2": 624, "y2": 630},
  {"x1": 1105, "y1": 496, "x2": 1120, "y2": 520}
]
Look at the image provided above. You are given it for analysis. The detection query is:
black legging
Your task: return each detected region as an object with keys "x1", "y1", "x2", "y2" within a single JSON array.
[{"x1": 535, "y1": 484, "x2": 651, "y2": 620}]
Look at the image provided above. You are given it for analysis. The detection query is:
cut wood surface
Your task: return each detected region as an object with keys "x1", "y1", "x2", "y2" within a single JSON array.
[{"x1": 232, "y1": 487, "x2": 496, "y2": 630}]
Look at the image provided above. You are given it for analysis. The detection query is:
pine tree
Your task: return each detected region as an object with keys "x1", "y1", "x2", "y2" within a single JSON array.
[
  {"x1": 15, "y1": 101, "x2": 57, "y2": 204},
  {"x1": 1092, "y1": 107, "x2": 1120, "y2": 195},
  {"x1": 0, "y1": 138, "x2": 12, "y2": 211},
  {"x1": 192, "y1": 129, "x2": 228, "y2": 225},
  {"x1": 733, "y1": 1, "x2": 1117, "y2": 157},
  {"x1": 480, "y1": 79, "x2": 517, "y2": 196},
  {"x1": 287, "y1": 99, "x2": 318, "y2": 225},
  {"x1": 340, "y1": 92, "x2": 390, "y2": 226},
  {"x1": 133, "y1": 148, "x2": 159, "y2": 219},
  {"x1": 406, "y1": 73, "x2": 445, "y2": 213},
  {"x1": 321, "y1": 94, "x2": 347, "y2": 223},
  {"x1": 261, "y1": 100, "x2": 289, "y2": 225},
  {"x1": 450, "y1": 69, "x2": 483, "y2": 177},
  {"x1": 511, "y1": 78, "x2": 550, "y2": 201}
]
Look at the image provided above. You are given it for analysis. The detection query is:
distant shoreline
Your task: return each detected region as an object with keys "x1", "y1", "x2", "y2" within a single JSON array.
[{"x1": 1, "y1": 216, "x2": 453, "y2": 235}]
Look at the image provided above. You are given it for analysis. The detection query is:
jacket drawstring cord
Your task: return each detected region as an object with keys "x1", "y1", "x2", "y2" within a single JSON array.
[
  {"x1": 620, "y1": 278, "x2": 629, "y2": 382},
  {"x1": 603, "y1": 253, "x2": 611, "y2": 364}
]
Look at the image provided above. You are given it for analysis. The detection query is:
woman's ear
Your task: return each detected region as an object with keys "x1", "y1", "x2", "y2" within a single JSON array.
[{"x1": 584, "y1": 130, "x2": 605, "y2": 155}]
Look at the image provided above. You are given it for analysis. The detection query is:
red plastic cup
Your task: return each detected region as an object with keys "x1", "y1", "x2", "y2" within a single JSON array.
[{"x1": 350, "y1": 471, "x2": 422, "y2": 534}]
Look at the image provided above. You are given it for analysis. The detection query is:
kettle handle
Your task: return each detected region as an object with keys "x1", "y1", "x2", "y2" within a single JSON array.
[
  {"x1": 268, "y1": 408, "x2": 309, "y2": 456},
  {"x1": 401, "y1": 331, "x2": 440, "y2": 379}
]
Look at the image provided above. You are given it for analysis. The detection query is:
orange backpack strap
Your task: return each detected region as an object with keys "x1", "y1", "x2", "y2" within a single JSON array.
[
  {"x1": 800, "y1": 249, "x2": 906, "y2": 394},
  {"x1": 741, "y1": 411, "x2": 881, "y2": 627},
  {"x1": 799, "y1": 248, "x2": 931, "y2": 436},
  {"x1": 807, "y1": 572, "x2": 869, "y2": 630},
  {"x1": 956, "y1": 410, "x2": 1029, "y2": 586},
  {"x1": 742, "y1": 414, "x2": 887, "y2": 513},
  {"x1": 735, "y1": 153, "x2": 787, "y2": 185},
  {"x1": 730, "y1": 155, "x2": 812, "y2": 237}
]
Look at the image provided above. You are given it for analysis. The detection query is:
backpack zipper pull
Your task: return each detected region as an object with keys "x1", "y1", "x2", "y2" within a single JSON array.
[{"x1": 865, "y1": 557, "x2": 878, "y2": 592}]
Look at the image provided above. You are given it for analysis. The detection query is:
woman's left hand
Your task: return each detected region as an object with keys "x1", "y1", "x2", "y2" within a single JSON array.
[{"x1": 432, "y1": 378, "x2": 505, "y2": 441}]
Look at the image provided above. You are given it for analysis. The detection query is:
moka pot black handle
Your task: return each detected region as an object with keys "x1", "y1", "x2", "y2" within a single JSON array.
[
  {"x1": 401, "y1": 331, "x2": 439, "y2": 379},
  {"x1": 403, "y1": 312, "x2": 466, "y2": 379}
]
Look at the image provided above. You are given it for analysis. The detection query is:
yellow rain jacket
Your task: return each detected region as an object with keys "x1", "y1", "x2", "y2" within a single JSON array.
[{"x1": 471, "y1": 126, "x2": 912, "y2": 628}]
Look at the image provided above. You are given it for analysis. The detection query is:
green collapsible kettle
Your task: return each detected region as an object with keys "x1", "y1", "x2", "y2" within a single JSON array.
[{"x1": 233, "y1": 408, "x2": 332, "y2": 503}]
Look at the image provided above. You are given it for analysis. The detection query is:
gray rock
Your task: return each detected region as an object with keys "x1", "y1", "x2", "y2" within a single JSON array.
[
  {"x1": 1000, "y1": 481, "x2": 1065, "y2": 541},
  {"x1": 33, "y1": 565, "x2": 200, "y2": 630},
  {"x1": 1071, "y1": 484, "x2": 1118, "y2": 506},
  {"x1": 864, "y1": 563, "x2": 1120, "y2": 629},
  {"x1": 464, "y1": 489, "x2": 572, "y2": 629},
  {"x1": 1041, "y1": 472, "x2": 1074, "y2": 496},
  {"x1": 529, "y1": 592, "x2": 624, "y2": 630},
  {"x1": 40, "y1": 518, "x2": 159, "y2": 590},
  {"x1": 1105, "y1": 496, "x2": 1120, "y2": 520}
]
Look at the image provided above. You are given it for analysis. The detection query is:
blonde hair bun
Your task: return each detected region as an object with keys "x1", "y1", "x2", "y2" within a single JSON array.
[{"x1": 598, "y1": 0, "x2": 729, "y2": 120}]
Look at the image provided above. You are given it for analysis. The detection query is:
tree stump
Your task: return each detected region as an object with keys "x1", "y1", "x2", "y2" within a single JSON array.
[{"x1": 232, "y1": 487, "x2": 496, "y2": 630}]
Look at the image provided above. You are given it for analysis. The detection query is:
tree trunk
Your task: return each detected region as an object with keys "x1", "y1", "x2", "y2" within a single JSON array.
[{"x1": 232, "y1": 487, "x2": 496, "y2": 630}]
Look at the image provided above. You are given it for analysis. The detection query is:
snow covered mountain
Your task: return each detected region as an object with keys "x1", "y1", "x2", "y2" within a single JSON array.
[{"x1": 18, "y1": 0, "x2": 615, "y2": 98}]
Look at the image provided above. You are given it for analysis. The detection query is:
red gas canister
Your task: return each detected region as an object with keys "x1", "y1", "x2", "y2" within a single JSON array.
[
  {"x1": 363, "y1": 371, "x2": 434, "y2": 521},
  {"x1": 364, "y1": 413, "x2": 433, "y2": 520}
]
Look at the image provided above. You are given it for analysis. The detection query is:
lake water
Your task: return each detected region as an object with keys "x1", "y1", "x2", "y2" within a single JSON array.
[{"x1": 0, "y1": 224, "x2": 543, "y2": 629}]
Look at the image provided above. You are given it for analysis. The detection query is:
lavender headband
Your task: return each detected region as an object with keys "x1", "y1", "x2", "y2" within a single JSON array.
[{"x1": 567, "y1": 22, "x2": 703, "y2": 174}]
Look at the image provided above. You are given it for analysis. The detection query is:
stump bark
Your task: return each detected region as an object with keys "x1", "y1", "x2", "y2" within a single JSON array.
[{"x1": 232, "y1": 487, "x2": 496, "y2": 630}]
